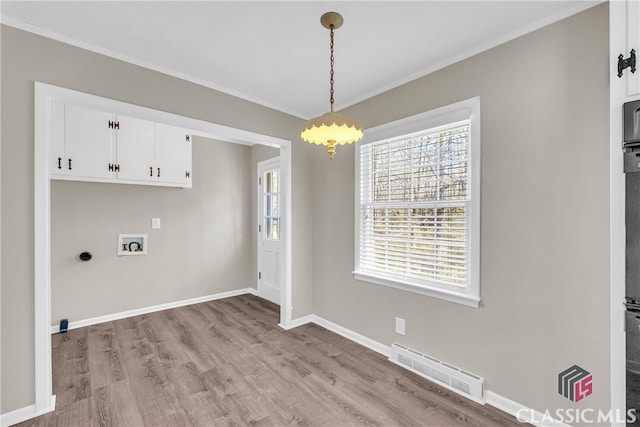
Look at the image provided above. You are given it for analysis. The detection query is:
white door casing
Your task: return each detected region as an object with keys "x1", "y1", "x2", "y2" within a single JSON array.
[{"x1": 257, "y1": 157, "x2": 282, "y2": 305}]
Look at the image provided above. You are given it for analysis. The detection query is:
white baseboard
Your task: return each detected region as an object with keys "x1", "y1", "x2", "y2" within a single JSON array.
[
  {"x1": 310, "y1": 315, "x2": 391, "y2": 358},
  {"x1": 279, "y1": 314, "x2": 314, "y2": 330},
  {"x1": 485, "y1": 391, "x2": 570, "y2": 427},
  {"x1": 50, "y1": 288, "x2": 257, "y2": 333},
  {"x1": 1, "y1": 395, "x2": 56, "y2": 427},
  {"x1": 279, "y1": 314, "x2": 390, "y2": 357}
]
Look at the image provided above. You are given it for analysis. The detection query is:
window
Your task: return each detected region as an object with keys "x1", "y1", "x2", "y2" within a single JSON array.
[{"x1": 354, "y1": 97, "x2": 480, "y2": 307}]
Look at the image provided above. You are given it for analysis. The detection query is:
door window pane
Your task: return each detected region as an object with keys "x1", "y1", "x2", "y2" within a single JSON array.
[
  {"x1": 262, "y1": 167, "x2": 281, "y2": 241},
  {"x1": 265, "y1": 171, "x2": 272, "y2": 193},
  {"x1": 264, "y1": 218, "x2": 272, "y2": 240},
  {"x1": 272, "y1": 218, "x2": 279, "y2": 241},
  {"x1": 265, "y1": 195, "x2": 272, "y2": 217}
]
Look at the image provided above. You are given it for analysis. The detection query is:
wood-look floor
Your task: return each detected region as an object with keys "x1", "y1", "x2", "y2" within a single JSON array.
[{"x1": 15, "y1": 294, "x2": 526, "y2": 427}]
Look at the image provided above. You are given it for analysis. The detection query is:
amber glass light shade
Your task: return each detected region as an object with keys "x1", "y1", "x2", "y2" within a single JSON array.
[{"x1": 301, "y1": 111, "x2": 363, "y2": 159}]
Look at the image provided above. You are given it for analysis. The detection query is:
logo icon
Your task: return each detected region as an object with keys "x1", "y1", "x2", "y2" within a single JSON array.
[{"x1": 558, "y1": 365, "x2": 593, "y2": 402}]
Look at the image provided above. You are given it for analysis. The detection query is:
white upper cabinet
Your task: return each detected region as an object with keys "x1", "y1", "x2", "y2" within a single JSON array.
[
  {"x1": 50, "y1": 103, "x2": 192, "y2": 188},
  {"x1": 115, "y1": 114, "x2": 156, "y2": 183},
  {"x1": 616, "y1": 0, "x2": 640, "y2": 98},
  {"x1": 626, "y1": 0, "x2": 639, "y2": 98},
  {"x1": 51, "y1": 103, "x2": 116, "y2": 180},
  {"x1": 154, "y1": 123, "x2": 192, "y2": 186}
]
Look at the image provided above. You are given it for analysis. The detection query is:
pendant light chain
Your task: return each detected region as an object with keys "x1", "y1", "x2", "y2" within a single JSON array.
[
  {"x1": 300, "y1": 12, "x2": 363, "y2": 160},
  {"x1": 329, "y1": 25, "x2": 335, "y2": 112}
]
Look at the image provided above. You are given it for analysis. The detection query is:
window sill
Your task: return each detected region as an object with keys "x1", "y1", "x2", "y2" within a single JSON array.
[{"x1": 353, "y1": 271, "x2": 480, "y2": 308}]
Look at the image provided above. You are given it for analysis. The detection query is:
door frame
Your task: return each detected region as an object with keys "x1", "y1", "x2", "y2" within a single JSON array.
[
  {"x1": 33, "y1": 82, "x2": 294, "y2": 416},
  {"x1": 257, "y1": 156, "x2": 282, "y2": 305}
]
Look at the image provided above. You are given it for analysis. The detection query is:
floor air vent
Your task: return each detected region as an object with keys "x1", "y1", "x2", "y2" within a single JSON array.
[{"x1": 389, "y1": 343, "x2": 485, "y2": 403}]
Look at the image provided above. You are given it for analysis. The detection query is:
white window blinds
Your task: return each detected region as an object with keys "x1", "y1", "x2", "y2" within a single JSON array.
[{"x1": 358, "y1": 120, "x2": 471, "y2": 289}]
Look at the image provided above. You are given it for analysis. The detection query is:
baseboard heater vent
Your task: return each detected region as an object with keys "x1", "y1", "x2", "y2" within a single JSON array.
[{"x1": 389, "y1": 343, "x2": 485, "y2": 403}]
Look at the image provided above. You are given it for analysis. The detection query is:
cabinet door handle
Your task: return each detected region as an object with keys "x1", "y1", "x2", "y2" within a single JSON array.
[
  {"x1": 150, "y1": 166, "x2": 153, "y2": 177},
  {"x1": 108, "y1": 163, "x2": 114, "y2": 172},
  {"x1": 68, "y1": 158, "x2": 72, "y2": 170},
  {"x1": 115, "y1": 164, "x2": 120, "y2": 172},
  {"x1": 58, "y1": 157, "x2": 62, "y2": 170},
  {"x1": 157, "y1": 167, "x2": 160, "y2": 178}
]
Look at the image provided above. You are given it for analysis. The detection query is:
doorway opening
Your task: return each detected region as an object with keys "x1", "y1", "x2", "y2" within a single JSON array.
[{"x1": 33, "y1": 82, "x2": 293, "y2": 416}]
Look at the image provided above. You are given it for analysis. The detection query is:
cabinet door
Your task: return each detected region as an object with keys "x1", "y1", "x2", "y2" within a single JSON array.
[
  {"x1": 155, "y1": 123, "x2": 192, "y2": 187},
  {"x1": 63, "y1": 105, "x2": 115, "y2": 180},
  {"x1": 115, "y1": 114, "x2": 156, "y2": 183},
  {"x1": 624, "y1": 0, "x2": 639, "y2": 98}
]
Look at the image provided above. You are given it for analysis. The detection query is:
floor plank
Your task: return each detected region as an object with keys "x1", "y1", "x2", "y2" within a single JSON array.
[{"x1": 14, "y1": 294, "x2": 527, "y2": 427}]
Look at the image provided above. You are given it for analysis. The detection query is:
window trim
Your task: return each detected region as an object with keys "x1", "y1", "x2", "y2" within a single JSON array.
[{"x1": 353, "y1": 97, "x2": 481, "y2": 308}]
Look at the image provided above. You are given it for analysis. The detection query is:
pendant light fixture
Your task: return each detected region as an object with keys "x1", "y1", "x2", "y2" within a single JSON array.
[{"x1": 301, "y1": 11, "x2": 363, "y2": 160}]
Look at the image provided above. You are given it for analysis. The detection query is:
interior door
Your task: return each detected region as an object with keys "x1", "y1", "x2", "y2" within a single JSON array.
[{"x1": 258, "y1": 158, "x2": 282, "y2": 305}]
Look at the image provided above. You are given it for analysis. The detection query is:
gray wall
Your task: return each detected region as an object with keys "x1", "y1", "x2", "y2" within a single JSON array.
[
  {"x1": 0, "y1": 25, "x2": 314, "y2": 413},
  {"x1": 312, "y1": 4, "x2": 610, "y2": 415},
  {"x1": 51, "y1": 137, "x2": 253, "y2": 323}
]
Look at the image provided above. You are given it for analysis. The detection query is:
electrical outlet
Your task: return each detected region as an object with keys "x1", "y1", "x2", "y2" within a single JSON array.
[
  {"x1": 395, "y1": 317, "x2": 406, "y2": 335},
  {"x1": 151, "y1": 218, "x2": 161, "y2": 229}
]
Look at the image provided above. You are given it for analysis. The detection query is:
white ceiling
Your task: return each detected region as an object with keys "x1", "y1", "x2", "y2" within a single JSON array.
[{"x1": 1, "y1": 1, "x2": 601, "y2": 119}]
